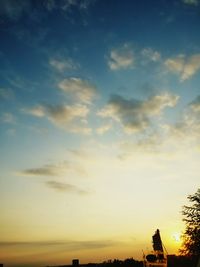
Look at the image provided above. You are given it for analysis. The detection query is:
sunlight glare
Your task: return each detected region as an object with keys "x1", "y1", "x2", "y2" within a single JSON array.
[{"x1": 172, "y1": 232, "x2": 181, "y2": 243}]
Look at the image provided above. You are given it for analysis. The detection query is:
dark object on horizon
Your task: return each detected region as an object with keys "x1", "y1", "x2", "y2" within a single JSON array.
[
  {"x1": 0, "y1": 264, "x2": 3, "y2": 267},
  {"x1": 72, "y1": 259, "x2": 79, "y2": 267},
  {"x1": 152, "y1": 229, "x2": 163, "y2": 252},
  {"x1": 145, "y1": 254, "x2": 156, "y2": 263},
  {"x1": 180, "y1": 188, "x2": 200, "y2": 257},
  {"x1": 167, "y1": 254, "x2": 199, "y2": 267},
  {"x1": 143, "y1": 229, "x2": 167, "y2": 267}
]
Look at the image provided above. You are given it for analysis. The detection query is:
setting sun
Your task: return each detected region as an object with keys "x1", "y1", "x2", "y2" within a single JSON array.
[{"x1": 172, "y1": 232, "x2": 182, "y2": 243}]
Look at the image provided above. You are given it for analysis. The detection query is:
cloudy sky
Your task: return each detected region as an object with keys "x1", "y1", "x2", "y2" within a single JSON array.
[{"x1": 0, "y1": 0, "x2": 200, "y2": 266}]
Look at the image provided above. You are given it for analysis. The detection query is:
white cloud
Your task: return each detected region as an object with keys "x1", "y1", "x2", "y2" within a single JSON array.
[
  {"x1": 98, "y1": 93, "x2": 179, "y2": 133},
  {"x1": 0, "y1": 112, "x2": 15, "y2": 124},
  {"x1": 0, "y1": 0, "x2": 95, "y2": 22},
  {"x1": 164, "y1": 55, "x2": 185, "y2": 73},
  {"x1": 182, "y1": 0, "x2": 199, "y2": 6},
  {"x1": 181, "y1": 54, "x2": 200, "y2": 81},
  {"x1": 45, "y1": 104, "x2": 89, "y2": 125},
  {"x1": 141, "y1": 48, "x2": 161, "y2": 62},
  {"x1": 70, "y1": 124, "x2": 92, "y2": 135},
  {"x1": 45, "y1": 0, "x2": 95, "y2": 11},
  {"x1": 24, "y1": 103, "x2": 91, "y2": 134},
  {"x1": 164, "y1": 54, "x2": 200, "y2": 81},
  {"x1": 24, "y1": 106, "x2": 45, "y2": 117},
  {"x1": 96, "y1": 124, "x2": 112, "y2": 135},
  {"x1": 20, "y1": 164, "x2": 63, "y2": 177},
  {"x1": 163, "y1": 95, "x2": 200, "y2": 145},
  {"x1": 116, "y1": 95, "x2": 200, "y2": 154},
  {"x1": 190, "y1": 95, "x2": 200, "y2": 112},
  {"x1": 46, "y1": 180, "x2": 89, "y2": 194},
  {"x1": 58, "y1": 77, "x2": 97, "y2": 104},
  {"x1": 19, "y1": 160, "x2": 87, "y2": 178},
  {"x1": 108, "y1": 44, "x2": 135, "y2": 70},
  {"x1": 60, "y1": 0, "x2": 93, "y2": 11},
  {"x1": 49, "y1": 58, "x2": 77, "y2": 72},
  {"x1": 0, "y1": 0, "x2": 31, "y2": 20},
  {"x1": 0, "y1": 88, "x2": 14, "y2": 100}
]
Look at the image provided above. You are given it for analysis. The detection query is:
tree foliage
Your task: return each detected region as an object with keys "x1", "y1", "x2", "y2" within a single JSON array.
[{"x1": 180, "y1": 188, "x2": 200, "y2": 257}]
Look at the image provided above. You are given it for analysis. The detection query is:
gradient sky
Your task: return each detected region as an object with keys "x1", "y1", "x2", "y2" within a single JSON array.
[{"x1": 0, "y1": 0, "x2": 200, "y2": 266}]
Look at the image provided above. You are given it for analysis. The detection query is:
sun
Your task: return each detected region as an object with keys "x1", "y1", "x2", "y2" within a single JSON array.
[{"x1": 172, "y1": 232, "x2": 181, "y2": 243}]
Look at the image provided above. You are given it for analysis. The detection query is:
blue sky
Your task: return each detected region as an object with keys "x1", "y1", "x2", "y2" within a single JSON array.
[{"x1": 0, "y1": 0, "x2": 200, "y2": 266}]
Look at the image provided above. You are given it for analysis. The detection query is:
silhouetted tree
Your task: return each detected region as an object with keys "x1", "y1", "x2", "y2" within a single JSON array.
[{"x1": 180, "y1": 188, "x2": 200, "y2": 257}]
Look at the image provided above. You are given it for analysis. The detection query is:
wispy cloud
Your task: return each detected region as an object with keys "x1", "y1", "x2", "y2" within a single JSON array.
[
  {"x1": 0, "y1": 87, "x2": 14, "y2": 100},
  {"x1": 19, "y1": 161, "x2": 87, "y2": 178},
  {"x1": 117, "y1": 95, "x2": 200, "y2": 156},
  {"x1": 58, "y1": 77, "x2": 97, "y2": 104},
  {"x1": 45, "y1": 0, "x2": 95, "y2": 11},
  {"x1": 19, "y1": 161, "x2": 89, "y2": 194},
  {"x1": 0, "y1": 0, "x2": 31, "y2": 21},
  {"x1": 62, "y1": 0, "x2": 95, "y2": 11},
  {"x1": 43, "y1": 104, "x2": 89, "y2": 125},
  {"x1": 46, "y1": 180, "x2": 89, "y2": 194},
  {"x1": 23, "y1": 103, "x2": 91, "y2": 134},
  {"x1": 190, "y1": 95, "x2": 200, "y2": 112},
  {"x1": 176, "y1": 96, "x2": 200, "y2": 135},
  {"x1": 19, "y1": 164, "x2": 63, "y2": 177},
  {"x1": 49, "y1": 58, "x2": 78, "y2": 72},
  {"x1": 182, "y1": 0, "x2": 199, "y2": 6},
  {"x1": 164, "y1": 54, "x2": 200, "y2": 81},
  {"x1": 141, "y1": 48, "x2": 161, "y2": 63},
  {"x1": 0, "y1": 0, "x2": 95, "y2": 22},
  {"x1": 0, "y1": 112, "x2": 16, "y2": 124},
  {"x1": 108, "y1": 44, "x2": 135, "y2": 70},
  {"x1": 0, "y1": 239, "x2": 118, "y2": 251},
  {"x1": 98, "y1": 93, "x2": 179, "y2": 133},
  {"x1": 96, "y1": 124, "x2": 112, "y2": 135}
]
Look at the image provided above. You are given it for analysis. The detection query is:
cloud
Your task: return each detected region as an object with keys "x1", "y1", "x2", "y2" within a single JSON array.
[
  {"x1": 61, "y1": 0, "x2": 95, "y2": 11},
  {"x1": 141, "y1": 48, "x2": 161, "y2": 62},
  {"x1": 19, "y1": 160, "x2": 87, "y2": 178},
  {"x1": 108, "y1": 44, "x2": 135, "y2": 70},
  {"x1": 23, "y1": 103, "x2": 91, "y2": 134},
  {"x1": 117, "y1": 95, "x2": 200, "y2": 154},
  {"x1": 46, "y1": 180, "x2": 89, "y2": 194},
  {"x1": 164, "y1": 54, "x2": 200, "y2": 81},
  {"x1": 49, "y1": 58, "x2": 78, "y2": 72},
  {"x1": 20, "y1": 164, "x2": 63, "y2": 177},
  {"x1": 44, "y1": 104, "x2": 89, "y2": 124},
  {"x1": 96, "y1": 124, "x2": 112, "y2": 135},
  {"x1": 182, "y1": 0, "x2": 199, "y2": 6},
  {"x1": 68, "y1": 124, "x2": 92, "y2": 135},
  {"x1": 164, "y1": 95, "x2": 200, "y2": 143},
  {"x1": 190, "y1": 95, "x2": 200, "y2": 112},
  {"x1": 19, "y1": 162, "x2": 89, "y2": 194},
  {"x1": 0, "y1": 88, "x2": 14, "y2": 100},
  {"x1": 44, "y1": 0, "x2": 95, "y2": 11},
  {"x1": 24, "y1": 105, "x2": 45, "y2": 117},
  {"x1": 0, "y1": 0, "x2": 31, "y2": 21},
  {"x1": 0, "y1": 0, "x2": 94, "y2": 21},
  {"x1": 98, "y1": 93, "x2": 179, "y2": 133},
  {"x1": 0, "y1": 239, "x2": 117, "y2": 251},
  {"x1": 58, "y1": 77, "x2": 97, "y2": 104},
  {"x1": 0, "y1": 112, "x2": 15, "y2": 124},
  {"x1": 118, "y1": 132, "x2": 163, "y2": 159}
]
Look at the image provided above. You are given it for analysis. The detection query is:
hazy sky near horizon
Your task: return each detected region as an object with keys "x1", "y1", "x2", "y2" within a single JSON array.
[{"x1": 0, "y1": 0, "x2": 200, "y2": 266}]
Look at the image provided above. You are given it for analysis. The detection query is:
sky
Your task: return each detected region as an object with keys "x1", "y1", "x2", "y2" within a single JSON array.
[{"x1": 0, "y1": 0, "x2": 200, "y2": 266}]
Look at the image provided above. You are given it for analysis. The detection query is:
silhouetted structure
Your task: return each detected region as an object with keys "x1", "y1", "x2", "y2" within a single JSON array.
[
  {"x1": 46, "y1": 258, "x2": 142, "y2": 267},
  {"x1": 72, "y1": 259, "x2": 79, "y2": 267},
  {"x1": 143, "y1": 229, "x2": 167, "y2": 267},
  {"x1": 0, "y1": 264, "x2": 3, "y2": 267},
  {"x1": 167, "y1": 254, "x2": 199, "y2": 267}
]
